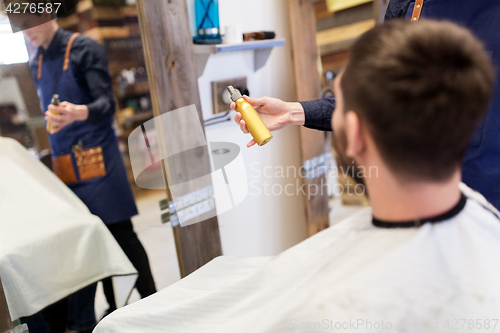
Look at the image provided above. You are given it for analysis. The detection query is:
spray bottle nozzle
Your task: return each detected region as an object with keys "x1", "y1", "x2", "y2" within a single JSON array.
[
  {"x1": 51, "y1": 94, "x2": 60, "y2": 106},
  {"x1": 227, "y1": 85, "x2": 243, "y2": 103}
]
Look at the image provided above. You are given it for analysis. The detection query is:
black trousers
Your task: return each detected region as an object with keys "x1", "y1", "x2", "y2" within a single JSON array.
[{"x1": 103, "y1": 219, "x2": 156, "y2": 309}]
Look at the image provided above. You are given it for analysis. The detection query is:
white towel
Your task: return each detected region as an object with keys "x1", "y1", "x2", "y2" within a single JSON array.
[
  {"x1": 0, "y1": 138, "x2": 137, "y2": 320},
  {"x1": 95, "y1": 184, "x2": 500, "y2": 333}
]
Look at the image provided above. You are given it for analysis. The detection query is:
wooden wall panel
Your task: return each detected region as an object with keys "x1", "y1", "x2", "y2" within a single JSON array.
[
  {"x1": 314, "y1": 1, "x2": 333, "y2": 20},
  {"x1": 316, "y1": 19, "x2": 375, "y2": 47},
  {"x1": 136, "y1": 0, "x2": 222, "y2": 277},
  {"x1": 316, "y1": 2, "x2": 373, "y2": 31},
  {"x1": 374, "y1": 0, "x2": 391, "y2": 23},
  {"x1": 288, "y1": 0, "x2": 330, "y2": 236},
  {"x1": 322, "y1": 50, "x2": 350, "y2": 72},
  {"x1": 0, "y1": 279, "x2": 12, "y2": 333}
]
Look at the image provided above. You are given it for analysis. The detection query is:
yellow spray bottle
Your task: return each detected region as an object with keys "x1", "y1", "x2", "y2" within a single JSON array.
[
  {"x1": 46, "y1": 94, "x2": 59, "y2": 133},
  {"x1": 227, "y1": 86, "x2": 273, "y2": 146}
]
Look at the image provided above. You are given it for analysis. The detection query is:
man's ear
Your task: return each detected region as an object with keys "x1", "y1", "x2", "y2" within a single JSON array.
[{"x1": 344, "y1": 111, "x2": 366, "y2": 158}]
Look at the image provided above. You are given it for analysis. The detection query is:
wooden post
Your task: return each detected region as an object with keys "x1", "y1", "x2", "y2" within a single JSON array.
[
  {"x1": 136, "y1": 0, "x2": 222, "y2": 277},
  {"x1": 0, "y1": 279, "x2": 12, "y2": 333},
  {"x1": 373, "y1": 0, "x2": 390, "y2": 23},
  {"x1": 288, "y1": 0, "x2": 330, "y2": 236}
]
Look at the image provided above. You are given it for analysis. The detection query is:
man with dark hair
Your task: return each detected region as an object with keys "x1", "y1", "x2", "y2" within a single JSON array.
[
  {"x1": 234, "y1": 1, "x2": 500, "y2": 215},
  {"x1": 95, "y1": 20, "x2": 500, "y2": 333},
  {"x1": 336, "y1": 20, "x2": 493, "y2": 184}
]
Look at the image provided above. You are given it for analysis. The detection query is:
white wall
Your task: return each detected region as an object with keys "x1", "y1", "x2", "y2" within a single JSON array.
[
  {"x1": 206, "y1": 120, "x2": 307, "y2": 256},
  {"x1": 189, "y1": 0, "x2": 308, "y2": 256},
  {"x1": 0, "y1": 76, "x2": 30, "y2": 121},
  {"x1": 187, "y1": 0, "x2": 297, "y2": 117}
]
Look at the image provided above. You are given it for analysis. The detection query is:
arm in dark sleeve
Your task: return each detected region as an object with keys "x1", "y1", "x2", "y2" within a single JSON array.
[
  {"x1": 384, "y1": 0, "x2": 412, "y2": 21},
  {"x1": 73, "y1": 37, "x2": 116, "y2": 123},
  {"x1": 299, "y1": 96, "x2": 335, "y2": 132}
]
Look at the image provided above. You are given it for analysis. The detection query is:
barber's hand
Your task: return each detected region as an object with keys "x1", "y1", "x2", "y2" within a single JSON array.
[
  {"x1": 45, "y1": 102, "x2": 89, "y2": 134},
  {"x1": 231, "y1": 96, "x2": 305, "y2": 147}
]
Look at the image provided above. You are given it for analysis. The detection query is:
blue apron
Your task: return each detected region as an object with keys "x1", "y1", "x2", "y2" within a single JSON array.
[
  {"x1": 37, "y1": 34, "x2": 138, "y2": 224},
  {"x1": 406, "y1": 0, "x2": 500, "y2": 209}
]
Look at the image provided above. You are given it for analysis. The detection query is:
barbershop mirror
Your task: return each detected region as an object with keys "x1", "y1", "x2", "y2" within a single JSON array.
[{"x1": 0, "y1": 2, "x2": 163, "y2": 330}]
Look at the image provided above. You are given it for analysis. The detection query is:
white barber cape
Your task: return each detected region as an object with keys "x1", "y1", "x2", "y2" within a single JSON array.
[
  {"x1": 0, "y1": 138, "x2": 137, "y2": 320},
  {"x1": 95, "y1": 183, "x2": 500, "y2": 333}
]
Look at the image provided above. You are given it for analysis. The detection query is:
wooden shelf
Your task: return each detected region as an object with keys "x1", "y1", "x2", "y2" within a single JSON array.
[
  {"x1": 127, "y1": 110, "x2": 153, "y2": 123},
  {"x1": 117, "y1": 110, "x2": 153, "y2": 132},
  {"x1": 56, "y1": 15, "x2": 80, "y2": 29},
  {"x1": 84, "y1": 26, "x2": 132, "y2": 43},
  {"x1": 76, "y1": 0, "x2": 137, "y2": 17},
  {"x1": 109, "y1": 60, "x2": 144, "y2": 77},
  {"x1": 76, "y1": 0, "x2": 94, "y2": 13},
  {"x1": 193, "y1": 38, "x2": 286, "y2": 78},
  {"x1": 193, "y1": 38, "x2": 286, "y2": 54},
  {"x1": 322, "y1": 49, "x2": 350, "y2": 71},
  {"x1": 326, "y1": 0, "x2": 373, "y2": 13},
  {"x1": 316, "y1": 19, "x2": 375, "y2": 54},
  {"x1": 120, "y1": 81, "x2": 149, "y2": 96},
  {"x1": 120, "y1": 6, "x2": 138, "y2": 17}
]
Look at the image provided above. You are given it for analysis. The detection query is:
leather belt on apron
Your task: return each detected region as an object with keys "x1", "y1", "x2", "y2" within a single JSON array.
[
  {"x1": 411, "y1": 0, "x2": 424, "y2": 21},
  {"x1": 38, "y1": 32, "x2": 80, "y2": 80}
]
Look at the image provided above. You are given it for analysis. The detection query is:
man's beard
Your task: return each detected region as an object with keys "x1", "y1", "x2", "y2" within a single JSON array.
[{"x1": 332, "y1": 127, "x2": 367, "y2": 189}]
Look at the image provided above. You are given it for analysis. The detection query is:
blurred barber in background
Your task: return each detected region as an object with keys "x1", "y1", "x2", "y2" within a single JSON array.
[{"x1": 6, "y1": 1, "x2": 156, "y2": 332}]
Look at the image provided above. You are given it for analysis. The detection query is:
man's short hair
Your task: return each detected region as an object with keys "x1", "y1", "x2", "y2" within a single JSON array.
[{"x1": 341, "y1": 19, "x2": 494, "y2": 182}]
